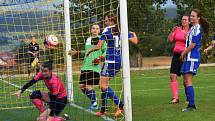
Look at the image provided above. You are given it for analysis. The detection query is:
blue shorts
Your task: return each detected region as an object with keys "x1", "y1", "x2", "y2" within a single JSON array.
[
  {"x1": 181, "y1": 61, "x2": 200, "y2": 75},
  {"x1": 101, "y1": 62, "x2": 121, "y2": 77}
]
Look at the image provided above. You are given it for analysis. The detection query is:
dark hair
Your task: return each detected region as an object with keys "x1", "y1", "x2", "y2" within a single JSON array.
[
  {"x1": 42, "y1": 60, "x2": 53, "y2": 71},
  {"x1": 106, "y1": 13, "x2": 119, "y2": 35},
  {"x1": 192, "y1": 9, "x2": 210, "y2": 35},
  {"x1": 180, "y1": 14, "x2": 191, "y2": 29}
]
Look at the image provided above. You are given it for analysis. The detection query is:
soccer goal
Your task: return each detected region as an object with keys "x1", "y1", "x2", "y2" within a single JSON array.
[{"x1": 0, "y1": 0, "x2": 132, "y2": 121}]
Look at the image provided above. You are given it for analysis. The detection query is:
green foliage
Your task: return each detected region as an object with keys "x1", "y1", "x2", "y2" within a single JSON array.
[
  {"x1": 136, "y1": 33, "x2": 172, "y2": 57},
  {"x1": 127, "y1": 0, "x2": 174, "y2": 58},
  {"x1": 127, "y1": 0, "x2": 168, "y2": 34}
]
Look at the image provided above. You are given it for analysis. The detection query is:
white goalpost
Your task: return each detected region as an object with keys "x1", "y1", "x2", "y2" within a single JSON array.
[
  {"x1": 64, "y1": 0, "x2": 73, "y2": 102},
  {"x1": 120, "y1": 0, "x2": 133, "y2": 120}
]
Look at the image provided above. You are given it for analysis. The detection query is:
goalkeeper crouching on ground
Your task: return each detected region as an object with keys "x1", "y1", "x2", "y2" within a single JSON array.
[{"x1": 13, "y1": 60, "x2": 70, "y2": 121}]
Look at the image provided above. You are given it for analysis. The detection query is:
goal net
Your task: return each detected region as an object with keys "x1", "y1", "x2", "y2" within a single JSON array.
[{"x1": 0, "y1": 0, "x2": 129, "y2": 121}]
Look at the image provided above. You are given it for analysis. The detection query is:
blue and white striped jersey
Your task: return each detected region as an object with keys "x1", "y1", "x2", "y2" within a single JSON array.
[
  {"x1": 185, "y1": 24, "x2": 202, "y2": 62},
  {"x1": 100, "y1": 25, "x2": 133, "y2": 63}
]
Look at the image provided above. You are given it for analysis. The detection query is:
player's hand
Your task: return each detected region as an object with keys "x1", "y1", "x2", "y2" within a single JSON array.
[
  {"x1": 180, "y1": 52, "x2": 186, "y2": 61},
  {"x1": 68, "y1": 48, "x2": 77, "y2": 56},
  {"x1": 93, "y1": 56, "x2": 104, "y2": 65},
  {"x1": 204, "y1": 48, "x2": 209, "y2": 54},
  {"x1": 33, "y1": 53, "x2": 37, "y2": 57},
  {"x1": 99, "y1": 56, "x2": 105, "y2": 62},
  {"x1": 211, "y1": 40, "x2": 215, "y2": 47},
  {"x1": 172, "y1": 26, "x2": 179, "y2": 32},
  {"x1": 93, "y1": 58, "x2": 101, "y2": 65},
  {"x1": 13, "y1": 90, "x2": 22, "y2": 98}
]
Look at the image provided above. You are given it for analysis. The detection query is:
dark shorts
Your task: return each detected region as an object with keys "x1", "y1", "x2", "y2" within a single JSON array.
[
  {"x1": 170, "y1": 53, "x2": 183, "y2": 76},
  {"x1": 49, "y1": 96, "x2": 67, "y2": 116},
  {"x1": 79, "y1": 70, "x2": 100, "y2": 85}
]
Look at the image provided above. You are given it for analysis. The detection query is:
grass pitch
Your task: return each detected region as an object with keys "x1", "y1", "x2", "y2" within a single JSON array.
[{"x1": 1, "y1": 66, "x2": 215, "y2": 121}]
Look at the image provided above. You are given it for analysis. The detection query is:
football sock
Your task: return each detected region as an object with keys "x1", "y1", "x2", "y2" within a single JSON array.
[
  {"x1": 186, "y1": 86, "x2": 195, "y2": 106},
  {"x1": 81, "y1": 89, "x2": 97, "y2": 104},
  {"x1": 101, "y1": 90, "x2": 107, "y2": 113},
  {"x1": 32, "y1": 99, "x2": 46, "y2": 113},
  {"x1": 170, "y1": 80, "x2": 179, "y2": 99},
  {"x1": 106, "y1": 87, "x2": 120, "y2": 105}
]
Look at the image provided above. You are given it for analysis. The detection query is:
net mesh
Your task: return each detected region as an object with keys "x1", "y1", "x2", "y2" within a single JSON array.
[{"x1": 0, "y1": 0, "x2": 123, "y2": 121}]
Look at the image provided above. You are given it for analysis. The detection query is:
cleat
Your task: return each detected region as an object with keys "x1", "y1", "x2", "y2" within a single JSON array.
[
  {"x1": 169, "y1": 98, "x2": 179, "y2": 104},
  {"x1": 182, "y1": 105, "x2": 196, "y2": 112},
  {"x1": 63, "y1": 113, "x2": 70, "y2": 120},
  {"x1": 114, "y1": 108, "x2": 124, "y2": 117},
  {"x1": 95, "y1": 111, "x2": 106, "y2": 116},
  {"x1": 90, "y1": 104, "x2": 99, "y2": 110}
]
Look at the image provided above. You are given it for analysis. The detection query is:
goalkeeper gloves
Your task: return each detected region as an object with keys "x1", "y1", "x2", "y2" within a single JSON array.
[{"x1": 93, "y1": 56, "x2": 105, "y2": 65}]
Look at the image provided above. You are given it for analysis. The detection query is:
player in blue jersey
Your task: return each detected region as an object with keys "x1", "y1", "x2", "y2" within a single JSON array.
[
  {"x1": 86, "y1": 14, "x2": 138, "y2": 117},
  {"x1": 180, "y1": 9, "x2": 209, "y2": 112}
]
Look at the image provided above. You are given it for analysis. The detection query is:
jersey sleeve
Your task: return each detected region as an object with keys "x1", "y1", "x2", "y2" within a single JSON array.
[
  {"x1": 34, "y1": 71, "x2": 43, "y2": 81},
  {"x1": 128, "y1": 32, "x2": 134, "y2": 39},
  {"x1": 213, "y1": 36, "x2": 215, "y2": 40},
  {"x1": 100, "y1": 27, "x2": 109, "y2": 41},
  {"x1": 191, "y1": 28, "x2": 201, "y2": 44},
  {"x1": 20, "y1": 79, "x2": 37, "y2": 93}
]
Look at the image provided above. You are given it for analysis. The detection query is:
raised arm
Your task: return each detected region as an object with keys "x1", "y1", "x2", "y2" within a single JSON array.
[
  {"x1": 129, "y1": 32, "x2": 138, "y2": 44},
  {"x1": 167, "y1": 26, "x2": 178, "y2": 42},
  {"x1": 204, "y1": 40, "x2": 215, "y2": 54},
  {"x1": 86, "y1": 40, "x2": 104, "y2": 56}
]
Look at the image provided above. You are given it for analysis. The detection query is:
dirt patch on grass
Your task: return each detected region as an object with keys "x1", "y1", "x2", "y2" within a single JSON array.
[{"x1": 142, "y1": 56, "x2": 172, "y2": 67}]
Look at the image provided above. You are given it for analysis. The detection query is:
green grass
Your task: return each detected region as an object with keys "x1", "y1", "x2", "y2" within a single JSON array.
[{"x1": 1, "y1": 67, "x2": 215, "y2": 121}]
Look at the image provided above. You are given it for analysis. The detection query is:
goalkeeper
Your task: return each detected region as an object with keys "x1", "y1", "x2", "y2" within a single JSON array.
[
  {"x1": 69, "y1": 24, "x2": 107, "y2": 110},
  {"x1": 13, "y1": 61, "x2": 69, "y2": 121}
]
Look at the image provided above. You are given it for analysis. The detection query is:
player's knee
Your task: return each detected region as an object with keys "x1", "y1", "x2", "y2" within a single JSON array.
[
  {"x1": 170, "y1": 74, "x2": 177, "y2": 81},
  {"x1": 184, "y1": 79, "x2": 192, "y2": 86},
  {"x1": 99, "y1": 84, "x2": 107, "y2": 90},
  {"x1": 30, "y1": 90, "x2": 42, "y2": 99}
]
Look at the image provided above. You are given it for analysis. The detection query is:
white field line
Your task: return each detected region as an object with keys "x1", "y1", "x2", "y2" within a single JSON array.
[
  {"x1": 1, "y1": 79, "x2": 32, "y2": 92},
  {"x1": 131, "y1": 63, "x2": 215, "y2": 71},
  {"x1": 134, "y1": 85, "x2": 215, "y2": 93},
  {"x1": 70, "y1": 103, "x2": 115, "y2": 121},
  {"x1": 0, "y1": 79, "x2": 115, "y2": 121},
  {"x1": 1, "y1": 63, "x2": 215, "y2": 78}
]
